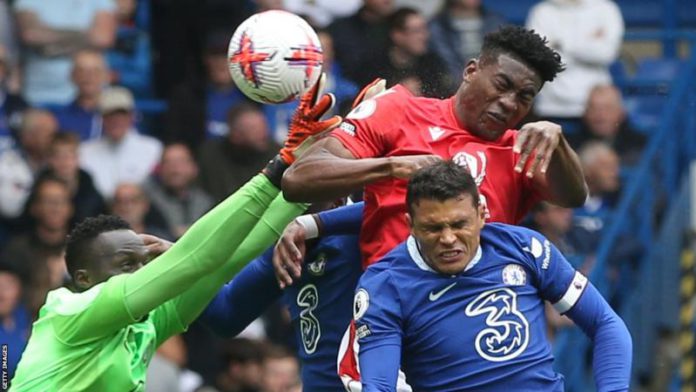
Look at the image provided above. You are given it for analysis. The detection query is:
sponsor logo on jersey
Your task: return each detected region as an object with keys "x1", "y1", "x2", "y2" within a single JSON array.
[
  {"x1": 307, "y1": 253, "x2": 327, "y2": 276},
  {"x1": 502, "y1": 264, "x2": 527, "y2": 286},
  {"x1": 525, "y1": 237, "x2": 551, "y2": 269},
  {"x1": 428, "y1": 126, "x2": 445, "y2": 141},
  {"x1": 356, "y1": 324, "x2": 372, "y2": 339},
  {"x1": 465, "y1": 288, "x2": 530, "y2": 362},
  {"x1": 353, "y1": 289, "x2": 370, "y2": 320},
  {"x1": 340, "y1": 122, "x2": 356, "y2": 137},
  {"x1": 428, "y1": 282, "x2": 457, "y2": 301},
  {"x1": 346, "y1": 100, "x2": 377, "y2": 120},
  {"x1": 297, "y1": 284, "x2": 321, "y2": 354},
  {"x1": 452, "y1": 151, "x2": 487, "y2": 187}
]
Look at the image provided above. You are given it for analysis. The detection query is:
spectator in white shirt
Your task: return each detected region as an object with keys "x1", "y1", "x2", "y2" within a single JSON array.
[
  {"x1": 79, "y1": 86, "x2": 162, "y2": 199},
  {"x1": 526, "y1": 0, "x2": 624, "y2": 125}
]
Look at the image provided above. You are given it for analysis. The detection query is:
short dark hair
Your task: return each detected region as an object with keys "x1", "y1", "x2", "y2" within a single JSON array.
[
  {"x1": 406, "y1": 161, "x2": 480, "y2": 216},
  {"x1": 226, "y1": 102, "x2": 262, "y2": 129},
  {"x1": 51, "y1": 132, "x2": 80, "y2": 149},
  {"x1": 480, "y1": 25, "x2": 564, "y2": 83},
  {"x1": 388, "y1": 7, "x2": 420, "y2": 32},
  {"x1": 65, "y1": 215, "x2": 131, "y2": 278}
]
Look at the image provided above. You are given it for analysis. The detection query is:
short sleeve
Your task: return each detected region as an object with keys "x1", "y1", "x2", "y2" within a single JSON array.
[
  {"x1": 330, "y1": 85, "x2": 411, "y2": 159},
  {"x1": 354, "y1": 268, "x2": 403, "y2": 350},
  {"x1": 51, "y1": 274, "x2": 138, "y2": 345},
  {"x1": 524, "y1": 232, "x2": 589, "y2": 314}
]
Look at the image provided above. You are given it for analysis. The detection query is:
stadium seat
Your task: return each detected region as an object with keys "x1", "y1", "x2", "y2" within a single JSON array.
[
  {"x1": 481, "y1": 0, "x2": 536, "y2": 25},
  {"x1": 634, "y1": 58, "x2": 685, "y2": 82},
  {"x1": 624, "y1": 95, "x2": 666, "y2": 133},
  {"x1": 614, "y1": 0, "x2": 663, "y2": 28}
]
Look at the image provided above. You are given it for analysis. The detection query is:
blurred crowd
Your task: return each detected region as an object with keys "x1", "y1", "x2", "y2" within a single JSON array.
[{"x1": 0, "y1": 0, "x2": 652, "y2": 391}]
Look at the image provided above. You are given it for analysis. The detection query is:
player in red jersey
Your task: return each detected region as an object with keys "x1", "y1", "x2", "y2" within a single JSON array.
[
  {"x1": 280, "y1": 26, "x2": 589, "y2": 390},
  {"x1": 282, "y1": 26, "x2": 587, "y2": 267}
]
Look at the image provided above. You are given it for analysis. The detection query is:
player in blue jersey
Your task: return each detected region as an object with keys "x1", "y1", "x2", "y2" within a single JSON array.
[
  {"x1": 199, "y1": 202, "x2": 363, "y2": 391},
  {"x1": 354, "y1": 161, "x2": 632, "y2": 392}
]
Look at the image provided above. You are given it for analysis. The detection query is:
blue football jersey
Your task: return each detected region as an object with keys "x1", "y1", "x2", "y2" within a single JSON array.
[
  {"x1": 202, "y1": 234, "x2": 362, "y2": 391},
  {"x1": 355, "y1": 223, "x2": 589, "y2": 392},
  {"x1": 283, "y1": 234, "x2": 362, "y2": 390}
]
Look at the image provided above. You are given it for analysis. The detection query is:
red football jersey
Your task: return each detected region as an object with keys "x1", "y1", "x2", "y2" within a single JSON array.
[{"x1": 331, "y1": 85, "x2": 543, "y2": 268}]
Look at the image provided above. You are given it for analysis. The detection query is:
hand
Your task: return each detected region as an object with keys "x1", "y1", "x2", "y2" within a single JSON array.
[
  {"x1": 388, "y1": 155, "x2": 443, "y2": 179},
  {"x1": 351, "y1": 78, "x2": 387, "y2": 109},
  {"x1": 514, "y1": 121, "x2": 563, "y2": 178},
  {"x1": 139, "y1": 234, "x2": 173, "y2": 259},
  {"x1": 281, "y1": 73, "x2": 343, "y2": 164},
  {"x1": 273, "y1": 219, "x2": 308, "y2": 288}
]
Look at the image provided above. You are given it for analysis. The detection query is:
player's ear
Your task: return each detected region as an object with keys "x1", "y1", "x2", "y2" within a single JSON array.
[
  {"x1": 463, "y1": 59, "x2": 478, "y2": 83},
  {"x1": 73, "y1": 269, "x2": 91, "y2": 292},
  {"x1": 477, "y1": 204, "x2": 486, "y2": 228},
  {"x1": 405, "y1": 212, "x2": 413, "y2": 228}
]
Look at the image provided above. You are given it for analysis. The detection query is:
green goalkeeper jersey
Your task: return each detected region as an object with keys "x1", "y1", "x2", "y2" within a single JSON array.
[{"x1": 11, "y1": 174, "x2": 306, "y2": 391}]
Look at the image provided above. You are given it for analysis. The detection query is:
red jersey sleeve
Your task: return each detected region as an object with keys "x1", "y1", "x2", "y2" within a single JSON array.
[{"x1": 331, "y1": 85, "x2": 412, "y2": 159}]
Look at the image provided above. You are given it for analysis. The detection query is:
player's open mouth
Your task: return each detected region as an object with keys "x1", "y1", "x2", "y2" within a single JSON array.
[
  {"x1": 439, "y1": 250, "x2": 463, "y2": 263},
  {"x1": 486, "y1": 111, "x2": 507, "y2": 124}
]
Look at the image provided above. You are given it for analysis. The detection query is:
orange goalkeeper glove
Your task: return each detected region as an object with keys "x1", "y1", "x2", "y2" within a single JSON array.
[
  {"x1": 351, "y1": 78, "x2": 387, "y2": 109},
  {"x1": 279, "y1": 73, "x2": 342, "y2": 165}
]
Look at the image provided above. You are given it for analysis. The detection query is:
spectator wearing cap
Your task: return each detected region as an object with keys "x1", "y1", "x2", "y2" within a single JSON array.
[
  {"x1": 165, "y1": 31, "x2": 248, "y2": 149},
  {"x1": 143, "y1": 143, "x2": 213, "y2": 239},
  {"x1": 79, "y1": 86, "x2": 162, "y2": 199},
  {"x1": 14, "y1": 0, "x2": 116, "y2": 105},
  {"x1": 0, "y1": 109, "x2": 58, "y2": 220},
  {"x1": 0, "y1": 44, "x2": 27, "y2": 152},
  {"x1": 0, "y1": 262, "x2": 30, "y2": 380},
  {"x1": 50, "y1": 50, "x2": 111, "y2": 141}
]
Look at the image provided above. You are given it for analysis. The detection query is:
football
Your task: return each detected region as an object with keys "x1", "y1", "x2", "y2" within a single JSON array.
[{"x1": 228, "y1": 10, "x2": 324, "y2": 104}]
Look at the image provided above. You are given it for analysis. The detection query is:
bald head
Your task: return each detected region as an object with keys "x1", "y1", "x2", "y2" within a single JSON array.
[
  {"x1": 20, "y1": 109, "x2": 58, "y2": 157},
  {"x1": 72, "y1": 50, "x2": 109, "y2": 100},
  {"x1": 579, "y1": 141, "x2": 620, "y2": 195},
  {"x1": 584, "y1": 84, "x2": 625, "y2": 139}
]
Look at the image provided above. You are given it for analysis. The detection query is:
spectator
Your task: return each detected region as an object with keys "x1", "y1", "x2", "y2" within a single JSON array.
[
  {"x1": 165, "y1": 31, "x2": 248, "y2": 149},
  {"x1": 14, "y1": 0, "x2": 116, "y2": 105},
  {"x1": 198, "y1": 103, "x2": 278, "y2": 202},
  {"x1": 41, "y1": 132, "x2": 106, "y2": 225},
  {"x1": 574, "y1": 141, "x2": 620, "y2": 245},
  {"x1": 143, "y1": 143, "x2": 213, "y2": 239},
  {"x1": 1, "y1": 175, "x2": 71, "y2": 314},
  {"x1": 317, "y1": 30, "x2": 358, "y2": 112},
  {"x1": 0, "y1": 0, "x2": 19, "y2": 89},
  {"x1": 80, "y1": 86, "x2": 162, "y2": 198},
  {"x1": 328, "y1": 0, "x2": 394, "y2": 84},
  {"x1": 107, "y1": 0, "x2": 152, "y2": 96},
  {"x1": 110, "y1": 182, "x2": 173, "y2": 241},
  {"x1": 0, "y1": 262, "x2": 30, "y2": 381},
  {"x1": 428, "y1": 0, "x2": 506, "y2": 87},
  {"x1": 568, "y1": 84, "x2": 647, "y2": 165},
  {"x1": 0, "y1": 44, "x2": 27, "y2": 152},
  {"x1": 526, "y1": 0, "x2": 624, "y2": 128},
  {"x1": 260, "y1": 345, "x2": 300, "y2": 392},
  {"x1": 356, "y1": 7, "x2": 453, "y2": 97},
  {"x1": 0, "y1": 109, "x2": 58, "y2": 220},
  {"x1": 146, "y1": 335, "x2": 189, "y2": 392},
  {"x1": 51, "y1": 50, "x2": 110, "y2": 141},
  {"x1": 216, "y1": 338, "x2": 264, "y2": 392},
  {"x1": 529, "y1": 201, "x2": 593, "y2": 265},
  {"x1": 285, "y1": 0, "x2": 361, "y2": 28}
]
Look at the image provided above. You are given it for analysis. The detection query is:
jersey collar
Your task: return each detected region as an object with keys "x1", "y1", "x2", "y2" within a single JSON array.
[{"x1": 407, "y1": 235, "x2": 482, "y2": 275}]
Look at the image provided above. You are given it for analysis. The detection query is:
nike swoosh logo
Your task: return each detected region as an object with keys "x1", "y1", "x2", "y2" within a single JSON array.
[{"x1": 429, "y1": 282, "x2": 457, "y2": 301}]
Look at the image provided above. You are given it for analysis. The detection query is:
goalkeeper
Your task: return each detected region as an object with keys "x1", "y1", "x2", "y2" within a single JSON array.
[{"x1": 9, "y1": 76, "x2": 341, "y2": 391}]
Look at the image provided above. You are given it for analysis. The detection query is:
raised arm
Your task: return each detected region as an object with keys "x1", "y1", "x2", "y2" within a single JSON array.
[
  {"x1": 283, "y1": 137, "x2": 441, "y2": 202},
  {"x1": 514, "y1": 121, "x2": 588, "y2": 207}
]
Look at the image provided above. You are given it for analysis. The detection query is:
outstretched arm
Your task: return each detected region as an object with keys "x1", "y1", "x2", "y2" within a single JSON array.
[
  {"x1": 283, "y1": 137, "x2": 441, "y2": 202},
  {"x1": 564, "y1": 283, "x2": 632, "y2": 392}
]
